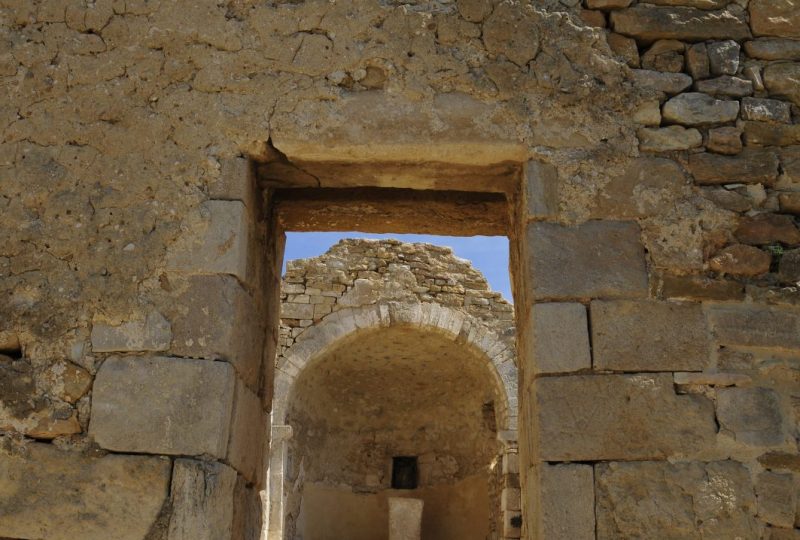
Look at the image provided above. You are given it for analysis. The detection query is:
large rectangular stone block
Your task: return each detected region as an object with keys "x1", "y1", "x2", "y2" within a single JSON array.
[
  {"x1": 168, "y1": 459, "x2": 237, "y2": 540},
  {"x1": 91, "y1": 310, "x2": 172, "y2": 353},
  {"x1": 166, "y1": 275, "x2": 264, "y2": 390},
  {"x1": 526, "y1": 302, "x2": 590, "y2": 378},
  {"x1": 525, "y1": 161, "x2": 559, "y2": 219},
  {"x1": 90, "y1": 356, "x2": 236, "y2": 457},
  {"x1": 610, "y1": 5, "x2": 751, "y2": 42},
  {"x1": 527, "y1": 463, "x2": 594, "y2": 540},
  {"x1": 0, "y1": 442, "x2": 170, "y2": 540},
  {"x1": 591, "y1": 300, "x2": 711, "y2": 371},
  {"x1": 227, "y1": 377, "x2": 268, "y2": 486},
  {"x1": 708, "y1": 305, "x2": 800, "y2": 350},
  {"x1": 533, "y1": 374, "x2": 716, "y2": 461},
  {"x1": 526, "y1": 221, "x2": 648, "y2": 300}
]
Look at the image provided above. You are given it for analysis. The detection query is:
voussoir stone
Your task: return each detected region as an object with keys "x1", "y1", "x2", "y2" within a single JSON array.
[
  {"x1": 688, "y1": 149, "x2": 779, "y2": 185},
  {"x1": 764, "y1": 63, "x2": 800, "y2": 106},
  {"x1": 749, "y1": 0, "x2": 800, "y2": 39},
  {"x1": 591, "y1": 300, "x2": 710, "y2": 371},
  {"x1": 90, "y1": 356, "x2": 236, "y2": 457},
  {"x1": 0, "y1": 442, "x2": 170, "y2": 540},
  {"x1": 744, "y1": 38, "x2": 800, "y2": 61},
  {"x1": 596, "y1": 461, "x2": 759, "y2": 539},
  {"x1": 610, "y1": 5, "x2": 751, "y2": 43},
  {"x1": 662, "y1": 92, "x2": 739, "y2": 126},
  {"x1": 526, "y1": 221, "x2": 648, "y2": 300},
  {"x1": 534, "y1": 373, "x2": 716, "y2": 461}
]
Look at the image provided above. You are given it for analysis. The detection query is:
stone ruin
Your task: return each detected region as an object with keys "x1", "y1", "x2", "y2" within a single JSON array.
[{"x1": 1, "y1": 0, "x2": 799, "y2": 539}]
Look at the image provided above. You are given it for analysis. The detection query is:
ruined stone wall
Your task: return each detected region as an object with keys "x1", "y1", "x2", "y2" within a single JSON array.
[{"x1": 0, "y1": 0, "x2": 798, "y2": 538}]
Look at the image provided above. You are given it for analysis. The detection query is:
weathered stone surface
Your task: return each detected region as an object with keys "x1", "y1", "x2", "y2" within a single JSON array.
[
  {"x1": 591, "y1": 300, "x2": 710, "y2": 371},
  {"x1": 757, "y1": 471, "x2": 797, "y2": 528},
  {"x1": 168, "y1": 459, "x2": 237, "y2": 540},
  {"x1": 707, "y1": 126, "x2": 743, "y2": 155},
  {"x1": 709, "y1": 304, "x2": 800, "y2": 349},
  {"x1": 717, "y1": 387, "x2": 785, "y2": 445},
  {"x1": 90, "y1": 356, "x2": 236, "y2": 457},
  {"x1": 631, "y1": 69, "x2": 692, "y2": 94},
  {"x1": 694, "y1": 75, "x2": 753, "y2": 97},
  {"x1": 741, "y1": 97, "x2": 792, "y2": 123},
  {"x1": 607, "y1": 33, "x2": 639, "y2": 68},
  {"x1": 534, "y1": 374, "x2": 716, "y2": 460},
  {"x1": 227, "y1": 378, "x2": 267, "y2": 484},
  {"x1": 702, "y1": 186, "x2": 751, "y2": 211},
  {"x1": 759, "y1": 452, "x2": 800, "y2": 473},
  {"x1": 596, "y1": 461, "x2": 758, "y2": 539},
  {"x1": 638, "y1": 126, "x2": 702, "y2": 152},
  {"x1": 689, "y1": 149, "x2": 779, "y2": 185},
  {"x1": 745, "y1": 38, "x2": 800, "y2": 61},
  {"x1": 579, "y1": 9, "x2": 606, "y2": 28},
  {"x1": 686, "y1": 42, "x2": 710, "y2": 79},
  {"x1": 780, "y1": 193, "x2": 800, "y2": 215},
  {"x1": 528, "y1": 303, "x2": 590, "y2": 375},
  {"x1": 281, "y1": 301, "x2": 315, "y2": 320},
  {"x1": 673, "y1": 371, "x2": 750, "y2": 386},
  {"x1": 166, "y1": 275, "x2": 263, "y2": 389},
  {"x1": 528, "y1": 464, "x2": 594, "y2": 540},
  {"x1": 735, "y1": 214, "x2": 800, "y2": 245},
  {"x1": 646, "y1": 0, "x2": 732, "y2": 8},
  {"x1": 610, "y1": 5, "x2": 751, "y2": 42},
  {"x1": 456, "y1": 0, "x2": 492, "y2": 22},
  {"x1": 767, "y1": 527, "x2": 800, "y2": 540},
  {"x1": 0, "y1": 442, "x2": 170, "y2": 540},
  {"x1": 656, "y1": 272, "x2": 744, "y2": 300},
  {"x1": 642, "y1": 40, "x2": 685, "y2": 72},
  {"x1": 709, "y1": 244, "x2": 771, "y2": 276},
  {"x1": 525, "y1": 161, "x2": 559, "y2": 219},
  {"x1": 633, "y1": 99, "x2": 662, "y2": 126},
  {"x1": 526, "y1": 221, "x2": 648, "y2": 300},
  {"x1": 750, "y1": 0, "x2": 800, "y2": 39},
  {"x1": 587, "y1": 0, "x2": 632, "y2": 8},
  {"x1": 166, "y1": 200, "x2": 251, "y2": 282},
  {"x1": 778, "y1": 249, "x2": 800, "y2": 283},
  {"x1": 593, "y1": 157, "x2": 686, "y2": 217},
  {"x1": 744, "y1": 65, "x2": 766, "y2": 91},
  {"x1": 764, "y1": 63, "x2": 800, "y2": 107},
  {"x1": 744, "y1": 121, "x2": 800, "y2": 147},
  {"x1": 482, "y1": 2, "x2": 539, "y2": 67},
  {"x1": 91, "y1": 310, "x2": 172, "y2": 352},
  {"x1": 707, "y1": 40, "x2": 740, "y2": 75},
  {"x1": 388, "y1": 498, "x2": 424, "y2": 540},
  {"x1": 662, "y1": 92, "x2": 739, "y2": 126}
]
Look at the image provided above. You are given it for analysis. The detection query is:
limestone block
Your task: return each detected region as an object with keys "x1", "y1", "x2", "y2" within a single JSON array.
[
  {"x1": 778, "y1": 249, "x2": 800, "y2": 283},
  {"x1": 688, "y1": 149, "x2": 779, "y2": 185},
  {"x1": 709, "y1": 305, "x2": 800, "y2": 350},
  {"x1": 656, "y1": 272, "x2": 744, "y2": 301},
  {"x1": 526, "y1": 221, "x2": 648, "y2": 300},
  {"x1": 686, "y1": 43, "x2": 710, "y2": 80},
  {"x1": 166, "y1": 200, "x2": 250, "y2": 283},
  {"x1": 227, "y1": 377, "x2": 267, "y2": 485},
  {"x1": 168, "y1": 459, "x2": 237, "y2": 540},
  {"x1": 662, "y1": 92, "x2": 740, "y2": 126},
  {"x1": 591, "y1": 300, "x2": 710, "y2": 371},
  {"x1": 596, "y1": 461, "x2": 758, "y2": 539},
  {"x1": 610, "y1": 5, "x2": 751, "y2": 42},
  {"x1": 631, "y1": 69, "x2": 692, "y2": 94},
  {"x1": 745, "y1": 39, "x2": 800, "y2": 61},
  {"x1": 709, "y1": 244, "x2": 771, "y2": 277},
  {"x1": 735, "y1": 214, "x2": 800, "y2": 245},
  {"x1": 741, "y1": 97, "x2": 792, "y2": 124},
  {"x1": 594, "y1": 156, "x2": 686, "y2": 218},
  {"x1": 527, "y1": 302, "x2": 590, "y2": 376},
  {"x1": 388, "y1": 497, "x2": 423, "y2": 540},
  {"x1": 645, "y1": 0, "x2": 730, "y2": 7},
  {"x1": 757, "y1": 471, "x2": 797, "y2": 528},
  {"x1": 695, "y1": 76, "x2": 753, "y2": 98},
  {"x1": 764, "y1": 63, "x2": 800, "y2": 107},
  {"x1": 638, "y1": 126, "x2": 702, "y2": 152},
  {"x1": 707, "y1": 126, "x2": 743, "y2": 155},
  {"x1": 528, "y1": 463, "x2": 594, "y2": 540},
  {"x1": 717, "y1": 387, "x2": 786, "y2": 446},
  {"x1": 281, "y1": 301, "x2": 315, "y2": 320},
  {"x1": 750, "y1": 0, "x2": 800, "y2": 39},
  {"x1": 91, "y1": 310, "x2": 171, "y2": 352},
  {"x1": 525, "y1": 160, "x2": 559, "y2": 219},
  {"x1": 90, "y1": 356, "x2": 236, "y2": 457},
  {"x1": 587, "y1": 0, "x2": 632, "y2": 8},
  {"x1": 482, "y1": 2, "x2": 539, "y2": 67},
  {"x1": 707, "y1": 40, "x2": 740, "y2": 75},
  {"x1": 607, "y1": 33, "x2": 639, "y2": 68},
  {"x1": 534, "y1": 374, "x2": 716, "y2": 460},
  {"x1": 167, "y1": 275, "x2": 263, "y2": 389},
  {"x1": 744, "y1": 121, "x2": 800, "y2": 147},
  {"x1": 208, "y1": 156, "x2": 255, "y2": 209},
  {"x1": 0, "y1": 442, "x2": 170, "y2": 540}
]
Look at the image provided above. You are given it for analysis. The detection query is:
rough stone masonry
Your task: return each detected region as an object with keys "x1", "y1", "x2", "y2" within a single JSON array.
[{"x1": 0, "y1": 0, "x2": 798, "y2": 539}]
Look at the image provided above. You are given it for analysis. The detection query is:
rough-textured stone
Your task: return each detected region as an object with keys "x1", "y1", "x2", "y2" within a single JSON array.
[
  {"x1": 0, "y1": 442, "x2": 170, "y2": 540},
  {"x1": 745, "y1": 39, "x2": 800, "y2": 61},
  {"x1": 744, "y1": 121, "x2": 800, "y2": 147},
  {"x1": 168, "y1": 459, "x2": 238, "y2": 540},
  {"x1": 709, "y1": 244, "x2": 771, "y2": 276},
  {"x1": 525, "y1": 161, "x2": 559, "y2": 219},
  {"x1": 749, "y1": 0, "x2": 800, "y2": 39},
  {"x1": 689, "y1": 149, "x2": 779, "y2": 185},
  {"x1": 592, "y1": 157, "x2": 686, "y2": 217},
  {"x1": 694, "y1": 76, "x2": 753, "y2": 97},
  {"x1": 780, "y1": 193, "x2": 800, "y2": 215},
  {"x1": 656, "y1": 273, "x2": 745, "y2": 300},
  {"x1": 90, "y1": 356, "x2": 236, "y2": 457},
  {"x1": 591, "y1": 300, "x2": 710, "y2": 371},
  {"x1": 388, "y1": 498, "x2": 424, "y2": 540},
  {"x1": 686, "y1": 43, "x2": 710, "y2": 79},
  {"x1": 633, "y1": 99, "x2": 662, "y2": 126},
  {"x1": 707, "y1": 40, "x2": 740, "y2": 75},
  {"x1": 638, "y1": 126, "x2": 702, "y2": 152},
  {"x1": 596, "y1": 461, "x2": 758, "y2": 539},
  {"x1": 702, "y1": 186, "x2": 751, "y2": 211},
  {"x1": 707, "y1": 126, "x2": 743, "y2": 155},
  {"x1": 579, "y1": 9, "x2": 606, "y2": 28},
  {"x1": 764, "y1": 63, "x2": 800, "y2": 107},
  {"x1": 607, "y1": 33, "x2": 639, "y2": 67},
  {"x1": 642, "y1": 40, "x2": 685, "y2": 73},
  {"x1": 759, "y1": 452, "x2": 800, "y2": 473},
  {"x1": 528, "y1": 464, "x2": 594, "y2": 540},
  {"x1": 741, "y1": 97, "x2": 793, "y2": 123},
  {"x1": 735, "y1": 214, "x2": 800, "y2": 245},
  {"x1": 527, "y1": 303, "x2": 590, "y2": 375},
  {"x1": 645, "y1": 0, "x2": 732, "y2": 7},
  {"x1": 673, "y1": 371, "x2": 750, "y2": 387},
  {"x1": 757, "y1": 471, "x2": 797, "y2": 528},
  {"x1": 717, "y1": 387, "x2": 785, "y2": 445},
  {"x1": 778, "y1": 249, "x2": 800, "y2": 283},
  {"x1": 631, "y1": 69, "x2": 692, "y2": 94},
  {"x1": 709, "y1": 304, "x2": 800, "y2": 349},
  {"x1": 662, "y1": 92, "x2": 740, "y2": 126},
  {"x1": 91, "y1": 310, "x2": 172, "y2": 353},
  {"x1": 482, "y1": 2, "x2": 540, "y2": 67},
  {"x1": 526, "y1": 221, "x2": 648, "y2": 300},
  {"x1": 587, "y1": 0, "x2": 632, "y2": 8},
  {"x1": 610, "y1": 5, "x2": 751, "y2": 42},
  {"x1": 534, "y1": 374, "x2": 716, "y2": 460},
  {"x1": 227, "y1": 378, "x2": 267, "y2": 484}
]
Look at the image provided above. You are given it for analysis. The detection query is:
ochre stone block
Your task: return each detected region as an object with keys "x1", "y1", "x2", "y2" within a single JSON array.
[
  {"x1": 688, "y1": 149, "x2": 779, "y2": 185},
  {"x1": 591, "y1": 300, "x2": 710, "y2": 371},
  {"x1": 749, "y1": 0, "x2": 800, "y2": 39},
  {"x1": 0, "y1": 442, "x2": 170, "y2": 540},
  {"x1": 534, "y1": 374, "x2": 716, "y2": 461},
  {"x1": 90, "y1": 356, "x2": 236, "y2": 457},
  {"x1": 526, "y1": 221, "x2": 648, "y2": 300}
]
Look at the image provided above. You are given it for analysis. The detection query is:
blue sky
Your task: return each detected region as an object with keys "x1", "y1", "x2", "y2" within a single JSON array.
[{"x1": 283, "y1": 232, "x2": 512, "y2": 301}]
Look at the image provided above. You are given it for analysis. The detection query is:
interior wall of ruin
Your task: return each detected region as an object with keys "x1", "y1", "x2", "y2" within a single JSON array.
[{"x1": 0, "y1": 0, "x2": 798, "y2": 538}]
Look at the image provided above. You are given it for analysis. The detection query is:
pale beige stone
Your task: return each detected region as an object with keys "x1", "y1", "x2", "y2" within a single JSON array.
[
  {"x1": 525, "y1": 160, "x2": 559, "y2": 219},
  {"x1": 764, "y1": 62, "x2": 800, "y2": 106},
  {"x1": 662, "y1": 92, "x2": 740, "y2": 126},
  {"x1": 717, "y1": 387, "x2": 786, "y2": 446},
  {"x1": 528, "y1": 463, "x2": 594, "y2": 540},
  {"x1": 745, "y1": 38, "x2": 800, "y2": 61},
  {"x1": 638, "y1": 126, "x2": 702, "y2": 152},
  {"x1": 631, "y1": 69, "x2": 692, "y2": 95},
  {"x1": 741, "y1": 97, "x2": 792, "y2": 123},
  {"x1": 611, "y1": 5, "x2": 751, "y2": 42},
  {"x1": 91, "y1": 310, "x2": 171, "y2": 352},
  {"x1": 750, "y1": 0, "x2": 800, "y2": 39},
  {"x1": 388, "y1": 498, "x2": 423, "y2": 540},
  {"x1": 227, "y1": 377, "x2": 267, "y2": 484},
  {"x1": 168, "y1": 459, "x2": 237, "y2": 540}
]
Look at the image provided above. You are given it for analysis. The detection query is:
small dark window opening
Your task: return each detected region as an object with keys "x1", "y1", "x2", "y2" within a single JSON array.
[{"x1": 391, "y1": 456, "x2": 418, "y2": 489}]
